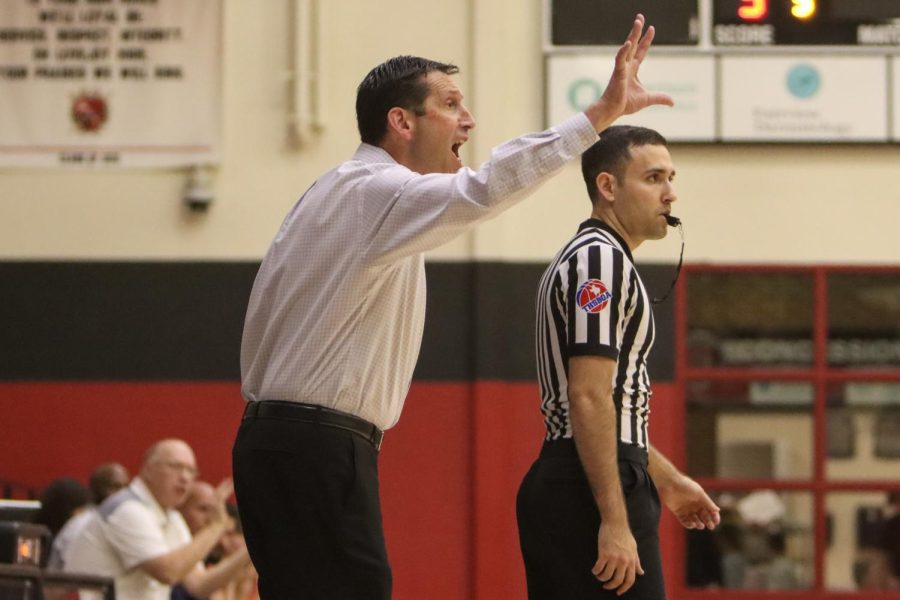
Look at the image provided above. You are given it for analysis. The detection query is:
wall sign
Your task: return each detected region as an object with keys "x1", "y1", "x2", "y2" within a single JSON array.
[
  {"x1": 546, "y1": 54, "x2": 716, "y2": 141},
  {"x1": 719, "y1": 55, "x2": 888, "y2": 141},
  {"x1": 0, "y1": 0, "x2": 222, "y2": 167}
]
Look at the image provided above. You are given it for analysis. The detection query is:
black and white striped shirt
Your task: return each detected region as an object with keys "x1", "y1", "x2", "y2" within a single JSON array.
[{"x1": 535, "y1": 218, "x2": 655, "y2": 447}]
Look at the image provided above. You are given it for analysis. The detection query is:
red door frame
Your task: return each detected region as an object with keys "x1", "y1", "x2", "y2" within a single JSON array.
[{"x1": 672, "y1": 264, "x2": 900, "y2": 600}]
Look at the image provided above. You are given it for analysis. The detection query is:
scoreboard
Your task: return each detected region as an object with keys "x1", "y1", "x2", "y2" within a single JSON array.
[
  {"x1": 713, "y1": 0, "x2": 900, "y2": 46},
  {"x1": 546, "y1": 0, "x2": 900, "y2": 142},
  {"x1": 550, "y1": 0, "x2": 900, "y2": 47}
]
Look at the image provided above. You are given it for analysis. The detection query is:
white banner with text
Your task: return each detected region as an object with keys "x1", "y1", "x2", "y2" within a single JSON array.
[{"x1": 0, "y1": 0, "x2": 221, "y2": 167}]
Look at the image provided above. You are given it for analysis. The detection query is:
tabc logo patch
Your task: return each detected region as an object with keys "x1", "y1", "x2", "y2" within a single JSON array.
[{"x1": 577, "y1": 279, "x2": 612, "y2": 313}]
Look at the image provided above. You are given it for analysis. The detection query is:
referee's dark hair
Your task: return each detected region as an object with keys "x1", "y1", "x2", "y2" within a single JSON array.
[
  {"x1": 356, "y1": 55, "x2": 459, "y2": 146},
  {"x1": 582, "y1": 125, "x2": 668, "y2": 204}
]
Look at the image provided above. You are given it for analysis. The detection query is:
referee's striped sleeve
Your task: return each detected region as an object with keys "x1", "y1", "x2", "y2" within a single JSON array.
[{"x1": 565, "y1": 244, "x2": 630, "y2": 359}]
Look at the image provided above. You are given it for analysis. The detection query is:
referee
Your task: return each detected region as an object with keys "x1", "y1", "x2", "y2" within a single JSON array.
[{"x1": 517, "y1": 126, "x2": 721, "y2": 599}]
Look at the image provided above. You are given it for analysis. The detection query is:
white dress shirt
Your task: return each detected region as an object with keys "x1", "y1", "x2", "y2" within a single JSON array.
[{"x1": 240, "y1": 112, "x2": 598, "y2": 431}]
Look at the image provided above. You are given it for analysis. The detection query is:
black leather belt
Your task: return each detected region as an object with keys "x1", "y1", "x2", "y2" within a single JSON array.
[
  {"x1": 540, "y1": 438, "x2": 648, "y2": 466},
  {"x1": 243, "y1": 400, "x2": 384, "y2": 450}
]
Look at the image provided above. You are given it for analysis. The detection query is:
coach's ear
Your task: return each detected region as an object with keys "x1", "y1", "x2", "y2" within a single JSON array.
[
  {"x1": 595, "y1": 172, "x2": 617, "y2": 204},
  {"x1": 386, "y1": 107, "x2": 415, "y2": 142}
]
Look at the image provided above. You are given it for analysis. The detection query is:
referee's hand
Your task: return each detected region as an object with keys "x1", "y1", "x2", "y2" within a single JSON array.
[
  {"x1": 660, "y1": 474, "x2": 721, "y2": 531},
  {"x1": 593, "y1": 522, "x2": 644, "y2": 595}
]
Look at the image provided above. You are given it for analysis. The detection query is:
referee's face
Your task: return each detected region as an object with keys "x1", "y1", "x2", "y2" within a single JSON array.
[
  {"x1": 407, "y1": 71, "x2": 475, "y2": 174},
  {"x1": 613, "y1": 144, "x2": 677, "y2": 248}
]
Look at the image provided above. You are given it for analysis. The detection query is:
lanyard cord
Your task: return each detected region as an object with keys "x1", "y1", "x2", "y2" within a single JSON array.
[{"x1": 652, "y1": 221, "x2": 684, "y2": 305}]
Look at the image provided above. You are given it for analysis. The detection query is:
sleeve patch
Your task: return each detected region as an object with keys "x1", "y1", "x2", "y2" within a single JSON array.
[{"x1": 576, "y1": 278, "x2": 613, "y2": 313}]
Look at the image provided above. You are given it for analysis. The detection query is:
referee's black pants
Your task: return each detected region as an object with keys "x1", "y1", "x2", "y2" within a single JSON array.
[
  {"x1": 232, "y1": 405, "x2": 391, "y2": 600},
  {"x1": 517, "y1": 439, "x2": 666, "y2": 600}
]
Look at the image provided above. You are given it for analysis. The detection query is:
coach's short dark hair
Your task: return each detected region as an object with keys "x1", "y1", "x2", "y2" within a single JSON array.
[
  {"x1": 581, "y1": 125, "x2": 668, "y2": 204},
  {"x1": 356, "y1": 56, "x2": 459, "y2": 146}
]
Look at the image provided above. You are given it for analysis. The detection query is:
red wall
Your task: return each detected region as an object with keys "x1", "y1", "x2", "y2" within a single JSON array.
[{"x1": 0, "y1": 380, "x2": 681, "y2": 599}]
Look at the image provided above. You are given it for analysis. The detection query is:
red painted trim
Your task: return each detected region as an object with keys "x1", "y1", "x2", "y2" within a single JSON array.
[
  {"x1": 813, "y1": 268, "x2": 829, "y2": 593},
  {"x1": 680, "y1": 591, "x2": 900, "y2": 599},
  {"x1": 694, "y1": 479, "x2": 900, "y2": 492},
  {"x1": 684, "y1": 264, "x2": 900, "y2": 274},
  {"x1": 684, "y1": 368, "x2": 900, "y2": 382},
  {"x1": 683, "y1": 367, "x2": 816, "y2": 381},
  {"x1": 684, "y1": 264, "x2": 817, "y2": 273},
  {"x1": 823, "y1": 370, "x2": 900, "y2": 382},
  {"x1": 669, "y1": 253, "x2": 691, "y2": 597}
]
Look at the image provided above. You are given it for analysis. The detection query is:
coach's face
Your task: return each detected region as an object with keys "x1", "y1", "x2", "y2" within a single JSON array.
[
  {"x1": 612, "y1": 144, "x2": 676, "y2": 247},
  {"x1": 407, "y1": 71, "x2": 475, "y2": 174}
]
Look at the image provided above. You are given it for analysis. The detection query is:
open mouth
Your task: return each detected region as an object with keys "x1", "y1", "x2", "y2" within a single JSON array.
[{"x1": 451, "y1": 143, "x2": 462, "y2": 159}]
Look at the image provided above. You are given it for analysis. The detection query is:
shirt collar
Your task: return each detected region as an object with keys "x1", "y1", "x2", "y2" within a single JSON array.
[
  {"x1": 130, "y1": 477, "x2": 171, "y2": 527},
  {"x1": 578, "y1": 218, "x2": 634, "y2": 263},
  {"x1": 353, "y1": 143, "x2": 398, "y2": 165}
]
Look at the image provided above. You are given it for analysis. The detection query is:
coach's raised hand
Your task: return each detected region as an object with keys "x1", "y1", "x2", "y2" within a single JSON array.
[{"x1": 584, "y1": 14, "x2": 674, "y2": 133}]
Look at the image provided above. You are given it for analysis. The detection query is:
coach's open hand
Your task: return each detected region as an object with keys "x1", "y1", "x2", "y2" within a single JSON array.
[{"x1": 584, "y1": 14, "x2": 675, "y2": 133}]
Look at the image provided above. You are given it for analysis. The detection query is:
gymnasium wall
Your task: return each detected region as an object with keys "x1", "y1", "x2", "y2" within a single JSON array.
[
  {"x1": 1, "y1": 0, "x2": 898, "y2": 264},
  {"x1": 0, "y1": 261, "x2": 679, "y2": 599},
  {"x1": 1, "y1": 0, "x2": 898, "y2": 598}
]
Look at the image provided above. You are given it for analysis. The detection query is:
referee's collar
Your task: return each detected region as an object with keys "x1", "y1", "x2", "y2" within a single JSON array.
[{"x1": 578, "y1": 218, "x2": 633, "y2": 262}]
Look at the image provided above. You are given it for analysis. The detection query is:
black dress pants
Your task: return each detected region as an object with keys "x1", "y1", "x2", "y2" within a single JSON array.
[
  {"x1": 232, "y1": 412, "x2": 391, "y2": 600},
  {"x1": 517, "y1": 439, "x2": 666, "y2": 600}
]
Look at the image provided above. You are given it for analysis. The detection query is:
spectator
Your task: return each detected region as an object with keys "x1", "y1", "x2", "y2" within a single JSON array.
[
  {"x1": 171, "y1": 482, "x2": 255, "y2": 600},
  {"x1": 880, "y1": 491, "x2": 900, "y2": 583},
  {"x1": 211, "y1": 504, "x2": 258, "y2": 600},
  {"x1": 178, "y1": 481, "x2": 219, "y2": 539},
  {"x1": 853, "y1": 549, "x2": 894, "y2": 591},
  {"x1": 48, "y1": 462, "x2": 131, "y2": 570},
  {"x1": 33, "y1": 477, "x2": 91, "y2": 539},
  {"x1": 65, "y1": 439, "x2": 250, "y2": 600},
  {"x1": 88, "y1": 462, "x2": 130, "y2": 504}
]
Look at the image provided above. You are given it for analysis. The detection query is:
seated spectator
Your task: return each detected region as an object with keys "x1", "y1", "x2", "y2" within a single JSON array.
[
  {"x1": 89, "y1": 462, "x2": 131, "y2": 504},
  {"x1": 211, "y1": 505, "x2": 259, "y2": 600},
  {"x1": 881, "y1": 492, "x2": 900, "y2": 584},
  {"x1": 178, "y1": 482, "x2": 220, "y2": 541},
  {"x1": 33, "y1": 477, "x2": 91, "y2": 543},
  {"x1": 172, "y1": 483, "x2": 256, "y2": 600},
  {"x1": 65, "y1": 439, "x2": 250, "y2": 600},
  {"x1": 854, "y1": 549, "x2": 895, "y2": 591},
  {"x1": 48, "y1": 462, "x2": 131, "y2": 570}
]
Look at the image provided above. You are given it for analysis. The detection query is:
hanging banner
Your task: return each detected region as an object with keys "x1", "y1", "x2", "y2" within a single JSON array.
[{"x1": 0, "y1": 0, "x2": 221, "y2": 167}]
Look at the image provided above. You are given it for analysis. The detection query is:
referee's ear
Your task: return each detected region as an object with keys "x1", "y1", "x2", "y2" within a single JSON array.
[{"x1": 595, "y1": 172, "x2": 617, "y2": 205}]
